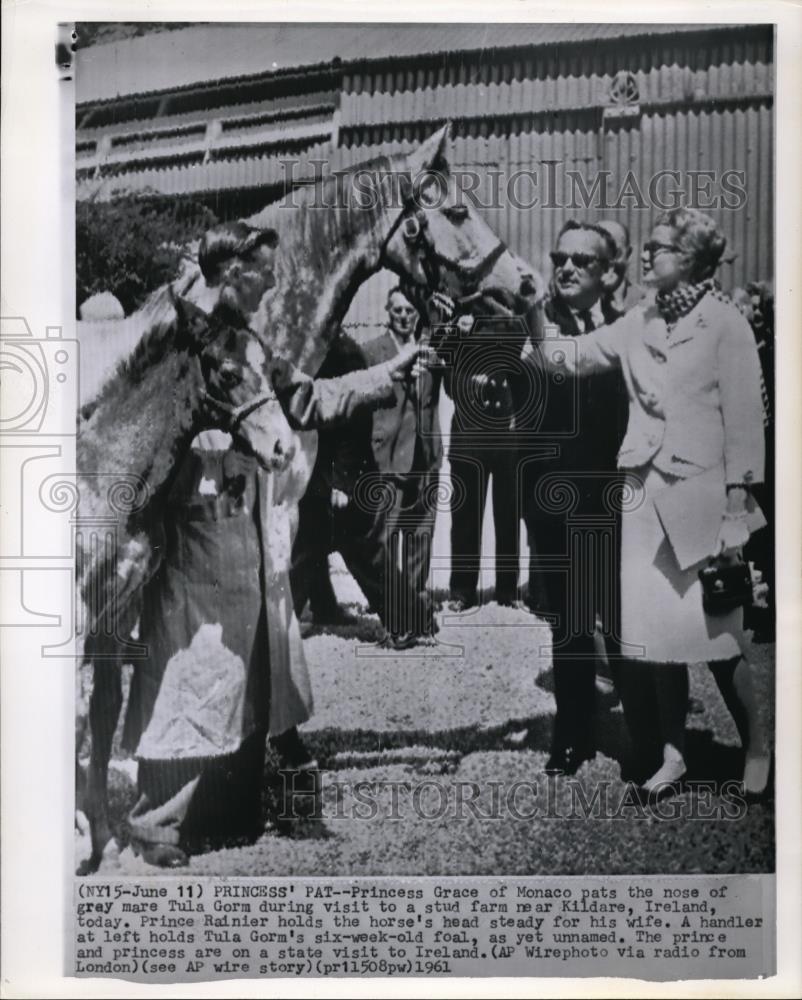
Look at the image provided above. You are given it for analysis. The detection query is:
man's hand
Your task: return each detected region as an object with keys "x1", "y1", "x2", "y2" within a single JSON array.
[
  {"x1": 426, "y1": 291, "x2": 456, "y2": 324},
  {"x1": 386, "y1": 342, "x2": 440, "y2": 381}
]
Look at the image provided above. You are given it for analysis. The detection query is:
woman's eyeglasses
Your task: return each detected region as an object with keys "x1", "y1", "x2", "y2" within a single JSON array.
[
  {"x1": 643, "y1": 241, "x2": 678, "y2": 258},
  {"x1": 549, "y1": 251, "x2": 601, "y2": 270}
]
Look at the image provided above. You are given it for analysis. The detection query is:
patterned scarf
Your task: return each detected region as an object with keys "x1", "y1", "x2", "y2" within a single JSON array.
[
  {"x1": 657, "y1": 277, "x2": 771, "y2": 428},
  {"x1": 655, "y1": 277, "x2": 717, "y2": 327}
]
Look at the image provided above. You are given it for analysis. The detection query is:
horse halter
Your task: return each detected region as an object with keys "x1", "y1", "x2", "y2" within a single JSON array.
[
  {"x1": 202, "y1": 387, "x2": 278, "y2": 433},
  {"x1": 200, "y1": 328, "x2": 278, "y2": 433},
  {"x1": 395, "y1": 202, "x2": 508, "y2": 304}
]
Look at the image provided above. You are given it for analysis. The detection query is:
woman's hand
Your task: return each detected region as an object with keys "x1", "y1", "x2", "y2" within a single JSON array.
[
  {"x1": 713, "y1": 515, "x2": 750, "y2": 559},
  {"x1": 714, "y1": 485, "x2": 751, "y2": 557}
]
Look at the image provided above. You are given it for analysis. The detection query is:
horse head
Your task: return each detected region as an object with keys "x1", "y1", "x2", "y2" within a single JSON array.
[
  {"x1": 172, "y1": 296, "x2": 295, "y2": 471},
  {"x1": 379, "y1": 125, "x2": 545, "y2": 328}
]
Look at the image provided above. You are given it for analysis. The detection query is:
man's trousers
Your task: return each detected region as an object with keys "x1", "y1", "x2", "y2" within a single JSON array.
[{"x1": 448, "y1": 443, "x2": 520, "y2": 605}]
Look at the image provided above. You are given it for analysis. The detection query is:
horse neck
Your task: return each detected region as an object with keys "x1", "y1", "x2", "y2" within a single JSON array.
[
  {"x1": 79, "y1": 349, "x2": 205, "y2": 514},
  {"x1": 251, "y1": 187, "x2": 392, "y2": 372}
]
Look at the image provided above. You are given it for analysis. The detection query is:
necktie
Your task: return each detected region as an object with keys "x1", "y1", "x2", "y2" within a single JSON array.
[{"x1": 577, "y1": 308, "x2": 595, "y2": 333}]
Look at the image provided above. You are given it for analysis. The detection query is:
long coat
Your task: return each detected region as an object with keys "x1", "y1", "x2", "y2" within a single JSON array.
[
  {"x1": 123, "y1": 360, "x2": 399, "y2": 760},
  {"x1": 539, "y1": 290, "x2": 766, "y2": 662}
]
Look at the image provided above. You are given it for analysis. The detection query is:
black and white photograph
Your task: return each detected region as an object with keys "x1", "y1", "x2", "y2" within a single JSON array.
[
  {"x1": 71, "y1": 19, "x2": 776, "y2": 880},
  {"x1": 2, "y1": 7, "x2": 801, "y2": 994}
]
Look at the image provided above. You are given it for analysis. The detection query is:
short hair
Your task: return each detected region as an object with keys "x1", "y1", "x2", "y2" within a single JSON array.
[
  {"x1": 598, "y1": 219, "x2": 631, "y2": 254},
  {"x1": 386, "y1": 285, "x2": 416, "y2": 306},
  {"x1": 198, "y1": 221, "x2": 278, "y2": 282},
  {"x1": 557, "y1": 219, "x2": 617, "y2": 263},
  {"x1": 654, "y1": 208, "x2": 726, "y2": 282}
]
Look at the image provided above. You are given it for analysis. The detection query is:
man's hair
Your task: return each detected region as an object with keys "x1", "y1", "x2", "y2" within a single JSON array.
[
  {"x1": 198, "y1": 221, "x2": 278, "y2": 281},
  {"x1": 557, "y1": 219, "x2": 617, "y2": 263},
  {"x1": 598, "y1": 218, "x2": 631, "y2": 256},
  {"x1": 386, "y1": 284, "x2": 416, "y2": 306}
]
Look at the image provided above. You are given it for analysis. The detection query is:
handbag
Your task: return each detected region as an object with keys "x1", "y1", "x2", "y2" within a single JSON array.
[{"x1": 698, "y1": 557, "x2": 753, "y2": 615}]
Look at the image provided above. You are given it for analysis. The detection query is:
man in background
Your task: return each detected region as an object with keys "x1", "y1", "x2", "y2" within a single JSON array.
[
  {"x1": 523, "y1": 220, "x2": 626, "y2": 776},
  {"x1": 446, "y1": 311, "x2": 526, "y2": 610},
  {"x1": 361, "y1": 287, "x2": 443, "y2": 648},
  {"x1": 598, "y1": 219, "x2": 646, "y2": 312}
]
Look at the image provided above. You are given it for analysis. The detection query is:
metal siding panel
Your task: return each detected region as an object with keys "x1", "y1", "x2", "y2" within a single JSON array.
[{"x1": 78, "y1": 28, "x2": 773, "y2": 298}]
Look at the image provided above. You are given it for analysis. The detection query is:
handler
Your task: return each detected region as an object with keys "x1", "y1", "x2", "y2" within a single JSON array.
[{"x1": 122, "y1": 223, "x2": 425, "y2": 866}]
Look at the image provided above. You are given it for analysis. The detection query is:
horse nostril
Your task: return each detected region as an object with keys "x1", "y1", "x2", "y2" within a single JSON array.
[{"x1": 519, "y1": 276, "x2": 537, "y2": 298}]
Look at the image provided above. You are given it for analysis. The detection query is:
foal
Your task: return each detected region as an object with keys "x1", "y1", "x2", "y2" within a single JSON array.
[{"x1": 76, "y1": 293, "x2": 291, "y2": 874}]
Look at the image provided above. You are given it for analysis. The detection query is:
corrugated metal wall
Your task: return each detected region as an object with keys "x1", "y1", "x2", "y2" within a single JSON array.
[
  {"x1": 76, "y1": 26, "x2": 774, "y2": 332},
  {"x1": 338, "y1": 97, "x2": 773, "y2": 331}
]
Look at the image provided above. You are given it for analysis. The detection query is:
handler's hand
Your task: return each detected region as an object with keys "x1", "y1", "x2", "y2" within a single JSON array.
[{"x1": 386, "y1": 341, "x2": 423, "y2": 380}]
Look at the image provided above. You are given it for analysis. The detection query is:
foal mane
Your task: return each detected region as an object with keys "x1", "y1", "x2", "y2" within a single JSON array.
[{"x1": 80, "y1": 286, "x2": 189, "y2": 422}]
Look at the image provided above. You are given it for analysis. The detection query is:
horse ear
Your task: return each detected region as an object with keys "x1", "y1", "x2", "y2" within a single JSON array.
[
  {"x1": 406, "y1": 123, "x2": 451, "y2": 177},
  {"x1": 260, "y1": 227, "x2": 279, "y2": 249},
  {"x1": 170, "y1": 290, "x2": 210, "y2": 351}
]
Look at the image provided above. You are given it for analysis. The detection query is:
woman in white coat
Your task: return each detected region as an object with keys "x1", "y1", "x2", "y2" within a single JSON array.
[{"x1": 536, "y1": 207, "x2": 770, "y2": 798}]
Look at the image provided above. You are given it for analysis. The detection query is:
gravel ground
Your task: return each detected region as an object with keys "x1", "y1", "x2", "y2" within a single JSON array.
[{"x1": 77, "y1": 587, "x2": 775, "y2": 878}]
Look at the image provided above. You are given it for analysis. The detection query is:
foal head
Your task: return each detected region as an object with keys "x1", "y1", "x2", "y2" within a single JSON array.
[{"x1": 173, "y1": 296, "x2": 294, "y2": 471}]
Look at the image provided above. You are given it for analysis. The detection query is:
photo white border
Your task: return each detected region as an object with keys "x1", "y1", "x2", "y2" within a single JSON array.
[{"x1": 1, "y1": 2, "x2": 800, "y2": 997}]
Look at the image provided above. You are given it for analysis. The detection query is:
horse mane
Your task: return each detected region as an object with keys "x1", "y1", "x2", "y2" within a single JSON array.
[{"x1": 80, "y1": 285, "x2": 186, "y2": 422}]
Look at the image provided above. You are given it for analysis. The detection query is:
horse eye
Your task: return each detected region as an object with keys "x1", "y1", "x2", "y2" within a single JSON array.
[
  {"x1": 219, "y1": 364, "x2": 241, "y2": 385},
  {"x1": 402, "y1": 216, "x2": 422, "y2": 242},
  {"x1": 444, "y1": 204, "x2": 469, "y2": 222},
  {"x1": 418, "y1": 178, "x2": 446, "y2": 207}
]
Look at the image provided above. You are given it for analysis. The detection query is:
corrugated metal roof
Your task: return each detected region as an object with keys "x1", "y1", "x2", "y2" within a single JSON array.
[{"x1": 77, "y1": 22, "x2": 748, "y2": 106}]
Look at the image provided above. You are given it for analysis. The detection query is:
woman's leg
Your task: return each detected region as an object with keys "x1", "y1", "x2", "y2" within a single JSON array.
[
  {"x1": 708, "y1": 656, "x2": 771, "y2": 794},
  {"x1": 642, "y1": 662, "x2": 689, "y2": 790},
  {"x1": 611, "y1": 658, "x2": 663, "y2": 781}
]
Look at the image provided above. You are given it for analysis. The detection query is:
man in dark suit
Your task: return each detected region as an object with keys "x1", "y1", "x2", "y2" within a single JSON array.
[
  {"x1": 523, "y1": 220, "x2": 627, "y2": 775},
  {"x1": 446, "y1": 312, "x2": 528, "y2": 609},
  {"x1": 360, "y1": 286, "x2": 443, "y2": 647},
  {"x1": 290, "y1": 332, "x2": 386, "y2": 626}
]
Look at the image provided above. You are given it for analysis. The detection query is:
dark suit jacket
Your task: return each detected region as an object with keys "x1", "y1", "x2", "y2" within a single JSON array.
[
  {"x1": 361, "y1": 330, "x2": 442, "y2": 477},
  {"x1": 522, "y1": 294, "x2": 627, "y2": 529},
  {"x1": 536, "y1": 294, "x2": 627, "y2": 475},
  {"x1": 440, "y1": 317, "x2": 529, "y2": 430}
]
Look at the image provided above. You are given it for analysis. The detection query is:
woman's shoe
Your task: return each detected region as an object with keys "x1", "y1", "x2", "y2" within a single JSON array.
[
  {"x1": 743, "y1": 750, "x2": 773, "y2": 800},
  {"x1": 639, "y1": 753, "x2": 687, "y2": 801},
  {"x1": 635, "y1": 779, "x2": 685, "y2": 805}
]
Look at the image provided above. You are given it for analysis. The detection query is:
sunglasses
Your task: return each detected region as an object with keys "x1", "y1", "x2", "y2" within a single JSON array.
[
  {"x1": 550, "y1": 251, "x2": 602, "y2": 270},
  {"x1": 643, "y1": 241, "x2": 678, "y2": 258}
]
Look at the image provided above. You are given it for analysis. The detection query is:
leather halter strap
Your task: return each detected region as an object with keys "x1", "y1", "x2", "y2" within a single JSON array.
[
  {"x1": 382, "y1": 196, "x2": 508, "y2": 302},
  {"x1": 200, "y1": 323, "x2": 278, "y2": 433},
  {"x1": 202, "y1": 388, "x2": 277, "y2": 433}
]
